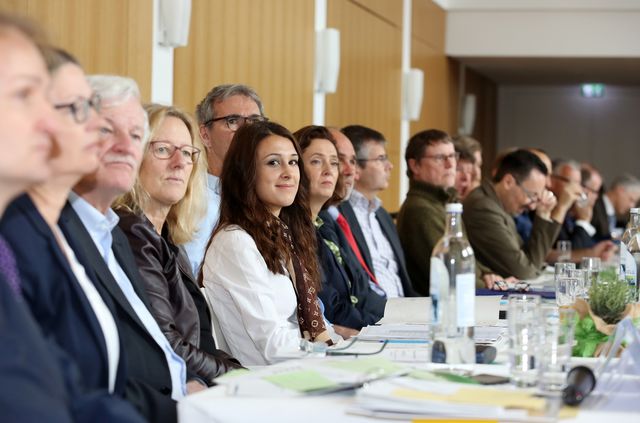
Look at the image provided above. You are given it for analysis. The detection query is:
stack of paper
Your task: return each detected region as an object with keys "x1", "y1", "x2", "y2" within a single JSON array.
[{"x1": 349, "y1": 376, "x2": 549, "y2": 421}]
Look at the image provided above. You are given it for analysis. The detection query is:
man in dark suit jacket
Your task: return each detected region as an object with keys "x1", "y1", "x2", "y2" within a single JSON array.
[
  {"x1": 340, "y1": 125, "x2": 416, "y2": 297},
  {"x1": 56, "y1": 75, "x2": 196, "y2": 423}
]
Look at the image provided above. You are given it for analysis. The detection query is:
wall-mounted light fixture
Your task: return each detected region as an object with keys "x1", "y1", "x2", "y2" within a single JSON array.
[
  {"x1": 159, "y1": 0, "x2": 192, "y2": 47},
  {"x1": 314, "y1": 28, "x2": 340, "y2": 93},
  {"x1": 402, "y1": 68, "x2": 424, "y2": 121},
  {"x1": 459, "y1": 94, "x2": 477, "y2": 136}
]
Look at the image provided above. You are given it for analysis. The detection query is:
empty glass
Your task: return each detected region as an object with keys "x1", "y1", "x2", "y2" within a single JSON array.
[
  {"x1": 580, "y1": 257, "x2": 601, "y2": 297},
  {"x1": 539, "y1": 306, "x2": 577, "y2": 392},
  {"x1": 555, "y1": 262, "x2": 576, "y2": 281},
  {"x1": 508, "y1": 294, "x2": 542, "y2": 387},
  {"x1": 556, "y1": 240, "x2": 572, "y2": 263}
]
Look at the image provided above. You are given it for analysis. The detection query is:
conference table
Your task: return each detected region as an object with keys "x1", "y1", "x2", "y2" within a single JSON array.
[{"x1": 179, "y1": 276, "x2": 640, "y2": 423}]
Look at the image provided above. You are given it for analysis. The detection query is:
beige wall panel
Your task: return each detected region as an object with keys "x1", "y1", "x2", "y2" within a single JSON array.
[
  {"x1": 0, "y1": 1, "x2": 28, "y2": 15},
  {"x1": 410, "y1": 38, "x2": 457, "y2": 136},
  {"x1": 412, "y1": 0, "x2": 445, "y2": 52},
  {"x1": 1, "y1": 0, "x2": 153, "y2": 100},
  {"x1": 350, "y1": 0, "x2": 402, "y2": 28},
  {"x1": 326, "y1": 0, "x2": 402, "y2": 211},
  {"x1": 173, "y1": 0, "x2": 314, "y2": 130}
]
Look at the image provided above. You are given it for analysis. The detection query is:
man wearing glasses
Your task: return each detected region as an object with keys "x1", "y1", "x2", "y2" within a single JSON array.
[
  {"x1": 396, "y1": 129, "x2": 458, "y2": 295},
  {"x1": 548, "y1": 160, "x2": 614, "y2": 262},
  {"x1": 339, "y1": 125, "x2": 417, "y2": 298},
  {"x1": 185, "y1": 84, "x2": 266, "y2": 276},
  {"x1": 463, "y1": 149, "x2": 577, "y2": 279}
]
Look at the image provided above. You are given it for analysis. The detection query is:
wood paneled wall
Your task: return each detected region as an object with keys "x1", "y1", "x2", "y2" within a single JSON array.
[
  {"x1": 173, "y1": 0, "x2": 315, "y2": 130},
  {"x1": 326, "y1": 0, "x2": 403, "y2": 210},
  {"x1": 327, "y1": 0, "x2": 455, "y2": 211},
  {"x1": 0, "y1": 0, "x2": 153, "y2": 100}
]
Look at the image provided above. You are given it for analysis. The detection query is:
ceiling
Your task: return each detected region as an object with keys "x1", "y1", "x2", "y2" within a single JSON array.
[{"x1": 457, "y1": 57, "x2": 640, "y2": 85}]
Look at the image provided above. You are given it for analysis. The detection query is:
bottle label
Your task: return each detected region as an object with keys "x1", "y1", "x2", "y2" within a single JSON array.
[
  {"x1": 456, "y1": 273, "x2": 475, "y2": 327},
  {"x1": 430, "y1": 257, "x2": 449, "y2": 324},
  {"x1": 621, "y1": 243, "x2": 637, "y2": 286}
]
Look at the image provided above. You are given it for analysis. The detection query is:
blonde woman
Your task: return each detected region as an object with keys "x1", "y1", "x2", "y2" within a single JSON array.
[{"x1": 115, "y1": 104, "x2": 241, "y2": 386}]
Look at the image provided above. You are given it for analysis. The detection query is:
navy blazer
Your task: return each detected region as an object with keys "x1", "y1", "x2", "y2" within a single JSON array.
[
  {"x1": 59, "y1": 202, "x2": 177, "y2": 423},
  {"x1": 0, "y1": 194, "x2": 125, "y2": 394},
  {"x1": 317, "y1": 212, "x2": 386, "y2": 324},
  {"x1": 339, "y1": 201, "x2": 417, "y2": 297},
  {"x1": 557, "y1": 215, "x2": 596, "y2": 250},
  {"x1": 0, "y1": 274, "x2": 146, "y2": 423}
]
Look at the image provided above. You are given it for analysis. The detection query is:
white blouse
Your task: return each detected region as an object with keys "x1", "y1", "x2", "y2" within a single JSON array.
[{"x1": 203, "y1": 225, "x2": 301, "y2": 365}]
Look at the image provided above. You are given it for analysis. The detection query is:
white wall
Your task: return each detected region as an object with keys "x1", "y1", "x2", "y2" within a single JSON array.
[
  {"x1": 497, "y1": 85, "x2": 640, "y2": 184},
  {"x1": 445, "y1": 9, "x2": 640, "y2": 58}
]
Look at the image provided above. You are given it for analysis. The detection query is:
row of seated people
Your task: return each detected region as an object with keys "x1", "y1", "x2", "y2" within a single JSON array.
[{"x1": 4, "y1": 12, "x2": 638, "y2": 423}]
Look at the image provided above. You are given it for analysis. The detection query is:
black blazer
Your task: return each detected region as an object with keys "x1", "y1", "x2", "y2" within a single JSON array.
[
  {"x1": 556, "y1": 216, "x2": 596, "y2": 249},
  {"x1": 59, "y1": 202, "x2": 177, "y2": 423},
  {"x1": 0, "y1": 195, "x2": 124, "y2": 393},
  {"x1": 317, "y1": 212, "x2": 386, "y2": 324},
  {"x1": 339, "y1": 201, "x2": 417, "y2": 297},
  {"x1": 0, "y1": 274, "x2": 145, "y2": 423},
  {"x1": 591, "y1": 193, "x2": 612, "y2": 241}
]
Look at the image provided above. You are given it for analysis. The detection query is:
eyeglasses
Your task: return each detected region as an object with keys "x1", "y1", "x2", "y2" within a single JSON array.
[
  {"x1": 54, "y1": 93, "x2": 101, "y2": 124},
  {"x1": 148, "y1": 141, "x2": 201, "y2": 164},
  {"x1": 581, "y1": 184, "x2": 599, "y2": 195},
  {"x1": 515, "y1": 179, "x2": 540, "y2": 203},
  {"x1": 357, "y1": 154, "x2": 389, "y2": 164},
  {"x1": 202, "y1": 114, "x2": 267, "y2": 131},
  {"x1": 422, "y1": 152, "x2": 459, "y2": 164}
]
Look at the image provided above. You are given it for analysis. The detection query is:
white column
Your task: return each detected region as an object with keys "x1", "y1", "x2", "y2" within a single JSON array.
[
  {"x1": 313, "y1": 0, "x2": 328, "y2": 125},
  {"x1": 151, "y1": 0, "x2": 174, "y2": 104},
  {"x1": 399, "y1": 0, "x2": 412, "y2": 204}
]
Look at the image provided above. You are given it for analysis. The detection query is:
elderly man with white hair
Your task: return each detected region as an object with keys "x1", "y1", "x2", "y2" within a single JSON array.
[{"x1": 59, "y1": 75, "x2": 196, "y2": 423}]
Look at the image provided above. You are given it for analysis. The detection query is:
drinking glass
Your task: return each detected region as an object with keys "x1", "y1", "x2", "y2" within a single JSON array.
[
  {"x1": 556, "y1": 269, "x2": 583, "y2": 306},
  {"x1": 556, "y1": 240, "x2": 572, "y2": 263},
  {"x1": 539, "y1": 306, "x2": 577, "y2": 392},
  {"x1": 508, "y1": 294, "x2": 542, "y2": 387},
  {"x1": 580, "y1": 257, "x2": 601, "y2": 297}
]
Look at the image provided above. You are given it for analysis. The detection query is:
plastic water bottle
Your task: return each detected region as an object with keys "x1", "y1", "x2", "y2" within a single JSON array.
[
  {"x1": 621, "y1": 208, "x2": 640, "y2": 301},
  {"x1": 430, "y1": 203, "x2": 476, "y2": 364}
]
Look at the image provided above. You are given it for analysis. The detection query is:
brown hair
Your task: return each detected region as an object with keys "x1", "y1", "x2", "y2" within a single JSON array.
[
  {"x1": 293, "y1": 125, "x2": 344, "y2": 208},
  {"x1": 405, "y1": 129, "x2": 451, "y2": 178},
  {"x1": 210, "y1": 121, "x2": 320, "y2": 290}
]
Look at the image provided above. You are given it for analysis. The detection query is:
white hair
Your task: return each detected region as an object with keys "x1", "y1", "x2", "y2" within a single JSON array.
[{"x1": 87, "y1": 74, "x2": 150, "y2": 144}]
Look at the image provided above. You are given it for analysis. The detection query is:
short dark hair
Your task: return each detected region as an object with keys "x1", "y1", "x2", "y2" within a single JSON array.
[
  {"x1": 493, "y1": 149, "x2": 548, "y2": 184},
  {"x1": 404, "y1": 129, "x2": 450, "y2": 178},
  {"x1": 341, "y1": 125, "x2": 386, "y2": 167}
]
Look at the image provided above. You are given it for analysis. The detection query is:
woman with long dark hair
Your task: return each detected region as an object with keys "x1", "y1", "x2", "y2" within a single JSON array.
[{"x1": 202, "y1": 121, "x2": 333, "y2": 365}]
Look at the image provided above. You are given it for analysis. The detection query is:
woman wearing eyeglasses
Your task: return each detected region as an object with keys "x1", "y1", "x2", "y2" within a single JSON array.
[
  {"x1": 0, "y1": 47, "x2": 130, "y2": 396},
  {"x1": 114, "y1": 104, "x2": 242, "y2": 386}
]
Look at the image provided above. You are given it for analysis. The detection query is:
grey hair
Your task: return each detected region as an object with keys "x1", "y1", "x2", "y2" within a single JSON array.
[
  {"x1": 552, "y1": 159, "x2": 580, "y2": 176},
  {"x1": 611, "y1": 173, "x2": 640, "y2": 192},
  {"x1": 195, "y1": 84, "x2": 264, "y2": 126},
  {"x1": 87, "y1": 74, "x2": 150, "y2": 144}
]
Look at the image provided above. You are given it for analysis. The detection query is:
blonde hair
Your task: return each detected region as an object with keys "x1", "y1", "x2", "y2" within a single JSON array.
[{"x1": 114, "y1": 103, "x2": 207, "y2": 244}]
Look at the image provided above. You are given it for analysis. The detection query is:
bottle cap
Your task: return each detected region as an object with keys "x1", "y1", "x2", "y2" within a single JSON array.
[
  {"x1": 446, "y1": 203, "x2": 463, "y2": 213},
  {"x1": 631, "y1": 208, "x2": 640, "y2": 214}
]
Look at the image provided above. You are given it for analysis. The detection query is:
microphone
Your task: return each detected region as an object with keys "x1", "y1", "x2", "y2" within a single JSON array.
[{"x1": 562, "y1": 365, "x2": 596, "y2": 406}]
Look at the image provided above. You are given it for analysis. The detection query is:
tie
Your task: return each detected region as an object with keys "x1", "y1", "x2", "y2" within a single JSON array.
[
  {"x1": 0, "y1": 235, "x2": 21, "y2": 297},
  {"x1": 335, "y1": 213, "x2": 379, "y2": 285}
]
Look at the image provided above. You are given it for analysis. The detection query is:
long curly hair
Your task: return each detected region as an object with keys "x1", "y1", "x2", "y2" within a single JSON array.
[{"x1": 211, "y1": 121, "x2": 320, "y2": 291}]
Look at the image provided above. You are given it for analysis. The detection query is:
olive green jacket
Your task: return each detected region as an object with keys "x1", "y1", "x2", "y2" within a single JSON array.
[
  {"x1": 397, "y1": 180, "x2": 456, "y2": 296},
  {"x1": 462, "y1": 180, "x2": 561, "y2": 279}
]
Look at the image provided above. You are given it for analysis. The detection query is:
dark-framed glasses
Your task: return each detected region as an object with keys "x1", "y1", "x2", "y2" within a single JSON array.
[
  {"x1": 515, "y1": 179, "x2": 540, "y2": 203},
  {"x1": 203, "y1": 114, "x2": 267, "y2": 131},
  {"x1": 149, "y1": 141, "x2": 201, "y2": 164},
  {"x1": 54, "y1": 93, "x2": 101, "y2": 124},
  {"x1": 422, "y1": 152, "x2": 459, "y2": 164}
]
